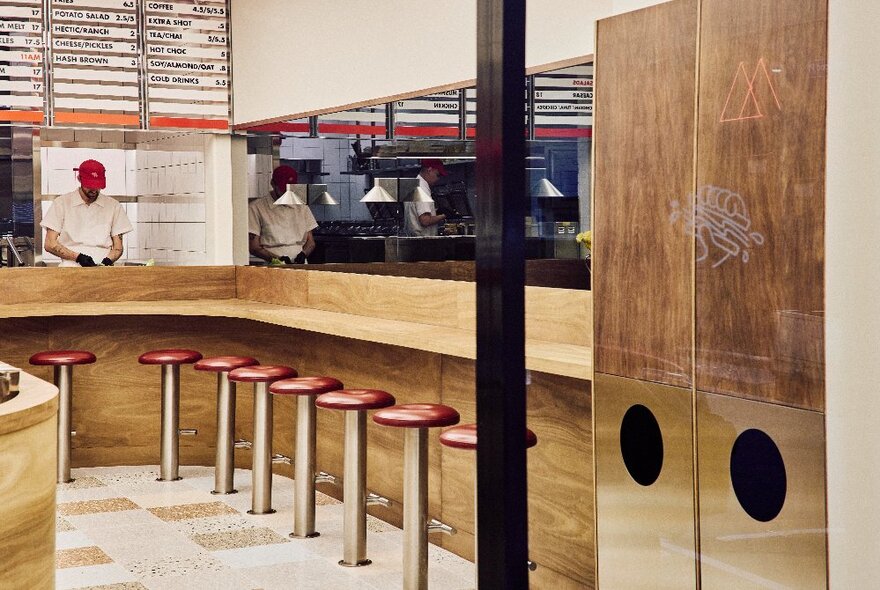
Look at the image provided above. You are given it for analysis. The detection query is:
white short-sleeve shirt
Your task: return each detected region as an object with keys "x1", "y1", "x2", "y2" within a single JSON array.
[
  {"x1": 248, "y1": 195, "x2": 318, "y2": 258},
  {"x1": 41, "y1": 190, "x2": 133, "y2": 267},
  {"x1": 403, "y1": 174, "x2": 438, "y2": 237}
]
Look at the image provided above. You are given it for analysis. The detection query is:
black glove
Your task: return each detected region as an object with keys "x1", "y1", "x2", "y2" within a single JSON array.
[
  {"x1": 76, "y1": 253, "x2": 97, "y2": 267},
  {"x1": 278, "y1": 256, "x2": 293, "y2": 264},
  {"x1": 293, "y1": 252, "x2": 306, "y2": 264},
  {"x1": 101, "y1": 258, "x2": 114, "y2": 266}
]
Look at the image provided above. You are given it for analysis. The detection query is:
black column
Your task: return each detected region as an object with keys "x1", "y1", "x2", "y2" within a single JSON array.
[{"x1": 475, "y1": 0, "x2": 529, "y2": 588}]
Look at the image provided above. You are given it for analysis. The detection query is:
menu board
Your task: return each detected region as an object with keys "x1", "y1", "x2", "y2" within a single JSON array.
[
  {"x1": 0, "y1": 1, "x2": 45, "y2": 124},
  {"x1": 394, "y1": 90, "x2": 460, "y2": 138},
  {"x1": 48, "y1": 0, "x2": 141, "y2": 127},
  {"x1": 145, "y1": 0, "x2": 230, "y2": 130},
  {"x1": 532, "y1": 64, "x2": 593, "y2": 138}
]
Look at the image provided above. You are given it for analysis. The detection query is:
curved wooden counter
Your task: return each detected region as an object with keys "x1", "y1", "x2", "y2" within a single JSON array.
[
  {"x1": 0, "y1": 371, "x2": 58, "y2": 590},
  {"x1": 0, "y1": 266, "x2": 593, "y2": 589}
]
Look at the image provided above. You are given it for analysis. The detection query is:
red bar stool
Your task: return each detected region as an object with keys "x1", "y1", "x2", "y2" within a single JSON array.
[
  {"x1": 440, "y1": 424, "x2": 539, "y2": 584},
  {"x1": 270, "y1": 376, "x2": 344, "y2": 537},
  {"x1": 194, "y1": 356, "x2": 259, "y2": 495},
  {"x1": 228, "y1": 364, "x2": 297, "y2": 515},
  {"x1": 29, "y1": 350, "x2": 97, "y2": 483},
  {"x1": 373, "y1": 403, "x2": 460, "y2": 590},
  {"x1": 138, "y1": 349, "x2": 203, "y2": 481},
  {"x1": 316, "y1": 388, "x2": 396, "y2": 566}
]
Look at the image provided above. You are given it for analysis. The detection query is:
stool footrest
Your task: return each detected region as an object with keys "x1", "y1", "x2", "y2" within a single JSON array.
[
  {"x1": 366, "y1": 492, "x2": 392, "y2": 508},
  {"x1": 178, "y1": 428, "x2": 198, "y2": 436},
  {"x1": 272, "y1": 454, "x2": 292, "y2": 465},
  {"x1": 315, "y1": 471, "x2": 339, "y2": 486},
  {"x1": 234, "y1": 439, "x2": 252, "y2": 449},
  {"x1": 427, "y1": 518, "x2": 456, "y2": 536}
]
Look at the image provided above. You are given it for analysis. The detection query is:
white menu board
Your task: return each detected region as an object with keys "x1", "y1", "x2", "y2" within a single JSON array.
[
  {"x1": 48, "y1": 0, "x2": 141, "y2": 126},
  {"x1": 145, "y1": 0, "x2": 229, "y2": 129},
  {"x1": 0, "y1": 2, "x2": 45, "y2": 123},
  {"x1": 533, "y1": 65, "x2": 593, "y2": 134}
]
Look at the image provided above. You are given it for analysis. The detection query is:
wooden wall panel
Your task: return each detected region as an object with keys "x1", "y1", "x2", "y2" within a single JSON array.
[
  {"x1": 0, "y1": 267, "x2": 235, "y2": 305},
  {"x1": 234, "y1": 266, "x2": 308, "y2": 307},
  {"x1": 695, "y1": 0, "x2": 826, "y2": 409},
  {"x1": 439, "y1": 357, "x2": 594, "y2": 588},
  {"x1": 593, "y1": 0, "x2": 697, "y2": 387}
]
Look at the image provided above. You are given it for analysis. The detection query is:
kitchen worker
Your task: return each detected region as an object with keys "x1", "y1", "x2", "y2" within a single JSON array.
[
  {"x1": 42, "y1": 159, "x2": 133, "y2": 267},
  {"x1": 248, "y1": 165, "x2": 317, "y2": 264},
  {"x1": 403, "y1": 159, "x2": 449, "y2": 237}
]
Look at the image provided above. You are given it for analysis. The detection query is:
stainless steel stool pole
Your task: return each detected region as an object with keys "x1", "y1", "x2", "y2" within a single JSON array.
[
  {"x1": 55, "y1": 365, "x2": 73, "y2": 484},
  {"x1": 342, "y1": 410, "x2": 368, "y2": 565},
  {"x1": 292, "y1": 395, "x2": 318, "y2": 537},
  {"x1": 159, "y1": 364, "x2": 181, "y2": 481},
  {"x1": 213, "y1": 371, "x2": 237, "y2": 494},
  {"x1": 250, "y1": 382, "x2": 274, "y2": 514},
  {"x1": 403, "y1": 428, "x2": 429, "y2": 590}
]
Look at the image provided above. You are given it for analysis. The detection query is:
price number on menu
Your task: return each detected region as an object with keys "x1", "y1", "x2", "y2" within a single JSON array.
[
  {"x1": 207, "y1": 34, "x2": 226, "y2": 44},
  {"x1": 116, "y1": 13, "x2": 135, "y2": 23},
  {"x1": 192, "y1": 5, "x2": 224, "y2": 15},
  {"x1": 214, "y1": 79, "x2": 227, "y2": 87}
]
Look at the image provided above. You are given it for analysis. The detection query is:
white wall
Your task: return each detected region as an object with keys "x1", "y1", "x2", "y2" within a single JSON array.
[
  {"x1": 230, "y1": 0, "x2": 611, "y2": 126},
  {"x1": 825, "y1": 1, "x2": 880, "y2": 586}
]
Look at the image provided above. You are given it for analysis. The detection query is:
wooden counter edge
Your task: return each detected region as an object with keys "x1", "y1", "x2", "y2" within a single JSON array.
[{"x1": 0, "y1": 371, "x2": 59, "y2": 436}]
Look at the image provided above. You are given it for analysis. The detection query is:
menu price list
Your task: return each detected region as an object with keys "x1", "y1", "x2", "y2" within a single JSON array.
[
  {"x1": 145, "y1": 0, "x2": 230, "y2": 130},
  {"x1": 533, "y1": 65, "x2": 593, "y2": 137},
  {"x1": 394, "y1": 90, "x2": 461, "y2": 138},
  {"x1": 49, "y1": 0, "x2": 141, "y2": 127},
  {"x1": 0, "y1": 0, "x2": 45, "y2": 124}
]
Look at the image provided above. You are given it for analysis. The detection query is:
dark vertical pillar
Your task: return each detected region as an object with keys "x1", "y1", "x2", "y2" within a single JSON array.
[{"x1": 475, "y1": 0, "x2": 528, "y2": 588}]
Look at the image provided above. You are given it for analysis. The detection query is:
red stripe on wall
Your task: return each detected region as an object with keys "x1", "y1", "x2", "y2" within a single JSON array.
[
  {"x1": 534, "y1": 127, "x2": 593, "y2": 138},
  {"x1": 317, "y1": 123, "x2": 387, "y2": 136},
  {"x1": 55, "y1": 112, "x2": 140, "y2": 126},
  {"x1": 0, "y1": 110, "x2": 44, "y2": 123},
  {"x1": 244, "y1": 122, "x2": 310, "y2": 133},
  {"x1": 150, "y1": 117, "x2": 229, "y2": 130},
  {"x1": 395, "y1": 126, "x2": 460, "y2": 137}
]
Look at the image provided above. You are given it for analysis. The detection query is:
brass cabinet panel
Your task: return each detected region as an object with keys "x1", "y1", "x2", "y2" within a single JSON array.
[
  {"x1": 595, "y1": 373, "x2": 696, "y2": 589},
  {"x1": 697, "y1": 391, "x2": 827, "y2": 589}
]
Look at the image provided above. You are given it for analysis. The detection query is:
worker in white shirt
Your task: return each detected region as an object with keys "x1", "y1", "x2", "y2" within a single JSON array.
[
  {"x1": 41, "y1": 159, "x2": 133, "y2": 267},
  {"x1": 248, "y1": 165, "x2": 318, "y2": 264},
  {"x1": 403, "y1": 159, "x2": 449, "y2": 237}
]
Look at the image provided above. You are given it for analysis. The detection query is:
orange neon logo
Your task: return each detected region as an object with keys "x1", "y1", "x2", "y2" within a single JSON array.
[{"x1": 720, "y1": 58, "x2": 782, "y2": 123}]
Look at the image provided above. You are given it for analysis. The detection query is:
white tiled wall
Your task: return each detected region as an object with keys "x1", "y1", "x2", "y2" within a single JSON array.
[{"x1": 40, "y1": 146, "x2": 208, "y2": 266}]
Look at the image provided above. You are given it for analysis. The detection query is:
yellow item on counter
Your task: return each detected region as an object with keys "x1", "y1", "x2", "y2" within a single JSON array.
[{"x1": 144, "y1": 258, "x2": 156, "y2": 267}]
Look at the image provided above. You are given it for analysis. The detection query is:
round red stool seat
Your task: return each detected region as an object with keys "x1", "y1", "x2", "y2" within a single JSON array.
[
  {"x1": 139, "y1": 349, "x2": 202, "y2": 365},
  {"x1": 228, "y1": 365, "x2": 297, "y2": 383},
  {"x1": 269, "y1": 376, "x2": 343, "y2": 396},
  {"x1": 316, "y1": 388, "x2": 395, "y2": 411},
  {"x1": 373, "y1": 403, "x2": 460, "y2": 429},
  {"x1": 439, "y1": 423, "x2": 538, "y2": 451},
  {"x1": 194, "y1": 356, "x2": 259, "y2": 372},
  {"x1": 29, "y1": 350, "x2": 96, "y2": 366}
]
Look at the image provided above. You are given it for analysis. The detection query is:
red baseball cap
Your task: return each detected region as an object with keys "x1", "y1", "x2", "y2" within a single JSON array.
[
  {"x1": 75, "y1": 159, "x2": 106, "y2": 190},
  {"x1": 271, "y1": 165, "x2": 298, "y2": 187},
  {"x1": 421, "y1": 159, "x2": 449, "y2": 176}
]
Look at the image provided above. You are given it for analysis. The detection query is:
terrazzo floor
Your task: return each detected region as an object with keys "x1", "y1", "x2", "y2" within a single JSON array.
[{"x1": 56, "y1": 465, "x2": 475, "y2": 590}]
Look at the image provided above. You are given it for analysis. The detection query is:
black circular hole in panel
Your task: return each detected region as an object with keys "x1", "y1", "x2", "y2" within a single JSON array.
[
  {"x1": 619, "y1": 404, "x2": 664, "y2": 486},
  {"x1": 729, "y1": 428, "x2": 787, "y2": 522}
]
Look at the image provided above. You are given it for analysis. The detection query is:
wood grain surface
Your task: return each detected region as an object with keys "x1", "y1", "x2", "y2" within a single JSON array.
[
  {"x1": 694, "y1": 0, "x2": 826, "y2": 410},
  {"x1": 0, "y1": 266, "x2": 235, "y2": 304},
  {"x1": 593, "y1": 0, "x2": 697, "y2": 388}
]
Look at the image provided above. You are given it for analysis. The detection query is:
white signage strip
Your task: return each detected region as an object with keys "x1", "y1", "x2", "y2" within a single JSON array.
[
  {"x1": 4, "y1": 0, "x2": 40, "y2": 4},
  {"x1": 52, "y1": 23, "x2": 138, "y2": 40},
  {"x1": 319, "y1": 111, "x2": 386, "y2": 124},
  {"x1": 534, "y1": 90, "x2": 593, "y2": 101},
  {"x1": 0, "y1": 20, "x2": 42, "y2": 33},
  {"x1": 534, "y1": 115, "x2": 592, "y2": 125},
  {"x1": 0, "y1": 35, "x2": 43, "y2": 49},
  {"x1": 147, "y1": 58, "x2": 228, "y2": 73},
  {"x1": 534, "y1": 77, "x2": 593, "y2": 89},
  {"x1": 0, "y1": 80, "x2": 44, "y2": 92},
  {"x1": 147, "y1": 44, "x2": 227, "y2": 60},
  {"x1": 148, "y1": 73, "x2": 227, "y2": 88},
  {"x1": 0, "y1": 6, "x2": 41, "y2": 19},
  {"x1": 54, "y1": 82, "x2": 139, "y2": 97},
  {"x1": 0, "y1": 65, "x2": 43, "y2": 77},
  {"x1": 148, "y1": 86, "x2": 227, "y2": 101},
  {"x1": 52, "y1": 0, "x2": 137, "y2": 11},
  {"x1": 149, "y1": 101, "x2": 228, "y2": 116},
  {"x1": 396, "y1": 99, "x2": 459, "y2": 111},
  {"x1": 146, "y1": 15, "x2": 225, "y2": 31},
  {"x1": 52, "y1": 8, "x2": 137, "y2": 24},
  {"x1": 0, "y1": 95, "x2": 43, "y2": 108},
  {"x1": 0, "y1": 50, "x2": 43, "y2": 64},
  {"x1": 145, "y1": 2, "x2": 226, "y2": 17},
  {"x1": 55, "y1": 68, "x2": 138, "y2": 82},
  {"x1": 53, "y1": 39, "x2": 137, "y2": 53},
  {"x1": 395, "y1": 112, "x2": 459, "y2": 125},
  {"x1": 147, "y1": 30, "x2": 226, "y2": 45},
  {"x1": 55, "y1": 96, "x2": 138, "y2": 111},
  {"x1": 55, "y1": 53, "x2": 139, "y2": 69},
  {"x1": 533, "y1": 104, "x2": 592, "y2": 113}
]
